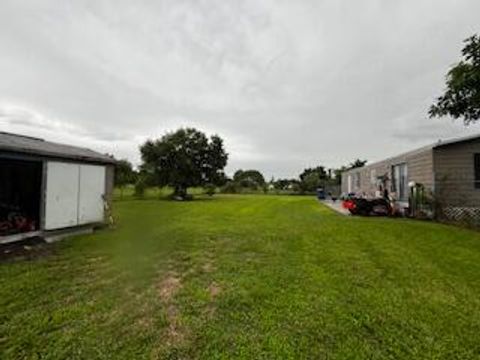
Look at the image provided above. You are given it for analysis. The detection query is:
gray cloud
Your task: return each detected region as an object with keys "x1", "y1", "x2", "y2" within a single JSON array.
[{"x1": 1, "y1": 0, "x2": 480, "y2": 177}]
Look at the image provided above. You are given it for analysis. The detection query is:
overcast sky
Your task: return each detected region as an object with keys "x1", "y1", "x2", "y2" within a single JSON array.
[{"x1": 1, "y1": 1, "x2": 479, "y2": 178}]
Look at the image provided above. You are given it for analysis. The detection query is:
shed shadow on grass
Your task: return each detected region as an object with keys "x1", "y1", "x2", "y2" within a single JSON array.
[{"x1": 0, "y1": 237, "x2": 55, "y2": 262}]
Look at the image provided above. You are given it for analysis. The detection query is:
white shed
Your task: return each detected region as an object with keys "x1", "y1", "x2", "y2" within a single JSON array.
[{"x1": 0, "y1": 132, "x2": 115, "y2": 244}]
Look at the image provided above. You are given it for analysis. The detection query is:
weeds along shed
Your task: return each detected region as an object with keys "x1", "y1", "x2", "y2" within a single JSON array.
[{"x1": 0, "y1": 132, "x2": 115, "y2": 244}]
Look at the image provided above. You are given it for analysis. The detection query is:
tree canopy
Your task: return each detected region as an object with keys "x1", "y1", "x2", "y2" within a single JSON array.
[
  {"x1": 272, "y1": 178, "x2": 299, "y2": 191},
  {"x1": 139, "y1": 128, "x2": 228, "y2": 199},
  {"x1": 332, "y1": 159, "x2": 367, "y2": 185},
  {"x1": 233, "y1": 169, "x2": 266, "y2": 189},
  {"x1": 299, "y1": 166, "x2": 329, "y2": 192},
  {"x1": 430, "y1": 34, "x2": 480, "y2": 124},
  {"x1": 347, "y1": 159, "x2": 367, "y2": 169},
  {"x1": 299, "y1": 166, "x2": 328, "y2": 182},
  {"x1": 114, "y1": 159, "x2": 136, "y2": 187}
]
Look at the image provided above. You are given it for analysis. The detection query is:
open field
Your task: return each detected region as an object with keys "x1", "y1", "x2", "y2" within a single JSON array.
[{"x1": 1, "y1": 195, "x2": 480, "y2": 359}]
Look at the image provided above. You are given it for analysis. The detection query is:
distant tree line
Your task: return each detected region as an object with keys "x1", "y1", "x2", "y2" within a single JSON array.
[
  {"x1": 221, "y1": 169, "x2": 267, "y2": 194},
  {"x1": 221, "y1": 159, "x2": 367, "y2": 195},
  {"x1": 113, "y1": 127, "x2": 367, "y2": 199}
]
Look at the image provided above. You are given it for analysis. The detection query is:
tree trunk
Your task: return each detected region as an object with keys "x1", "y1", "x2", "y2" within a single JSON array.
[{"x1": 173, "y1": 185, "x2": 187, "y2": 200}]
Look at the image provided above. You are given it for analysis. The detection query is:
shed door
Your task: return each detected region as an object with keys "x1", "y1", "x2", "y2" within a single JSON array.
[
  {"x1": 78, "y1": 165, "x2": 105, "y2": 225},
  {"x1": 44, "y1": 162, "x2": 80, "y2": 230}
]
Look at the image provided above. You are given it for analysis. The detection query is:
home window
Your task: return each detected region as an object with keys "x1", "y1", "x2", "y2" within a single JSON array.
[
  {"x1": 391, "y1": 163, "x2": 408, "y2": 201},
  {"x1": 475, "y1": 154, "x2": 480, "y2": 189}
]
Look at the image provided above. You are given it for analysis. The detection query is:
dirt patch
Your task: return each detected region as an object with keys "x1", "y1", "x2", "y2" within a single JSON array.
[
  {"x1": 165, "y1": 304, "x2": 187, "y2": 344},
  {"x1": 134, "y1": 315, "x2": 154, "y2": 331},
  {"x1": 134, "y1": 295, "x2": 157, "y2": 331},
  {"x1": 158, "y1": 273, "x2": 182, "y2": 302},
  {"x1": 201, "y1": 282, "x2": 222, "y2": 320},
  {"x1": 208, "y1": 282, "x2": 221, "y2": 298},
  {"x1": 182, "y1": 267, "x2": 197, "y2": 278},
  {"x1": 203, "y1": 304, "x2": 217, "y2": 319},
  {"x1": 155, "y1": 272, "x2": 189, "y2": 348},
  {"x1": 86, "y1": 256, "x2": 106, "y2": 264},
  {"x1": 0, "y1": 237, "x2": 54, "y2": 262},
  {"x1": 201, "y1": 262, "x2": 215, "y2": 273}
]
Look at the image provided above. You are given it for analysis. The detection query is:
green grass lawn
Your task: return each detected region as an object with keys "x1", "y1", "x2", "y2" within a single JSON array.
[{"x1": 1, "y1": 195, "x2": 480, "y2": 359}]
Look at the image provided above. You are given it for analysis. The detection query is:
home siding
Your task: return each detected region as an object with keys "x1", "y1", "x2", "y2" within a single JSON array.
[
  {"x1": 341, "y1": 148, "x2": 434, "y2": 199},
  {"x1": 433, "y1": 139, "x2": 480, "y2": 207}
]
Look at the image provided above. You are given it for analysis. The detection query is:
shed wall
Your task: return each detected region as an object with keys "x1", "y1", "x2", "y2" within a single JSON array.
[
  {"x1": 44, "y1": 161, "x2": 107, "y2": 230},
  {"x1": 78, "y1": 164, "x2": 106, "y2": 225},
  {"x1": 44, "y1": 162, "x2": 80, "y2": 230}
]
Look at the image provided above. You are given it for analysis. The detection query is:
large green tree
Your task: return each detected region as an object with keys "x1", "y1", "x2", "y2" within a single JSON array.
[
  {"x1": 430, "y1": 34, "x2": 480, "y2": 124},
  {"x1": 299, "y1": 166, "x2": 328, "y2": 182},
  {"x1": 139, "y1": 128, "x2": 228, "y2": 199},
  {"x1": 233, "y1": 169, "x2": 266, "y2": 189},
  {"x1": 299, "y1": 166, "x2": 328, "y2": 193}
]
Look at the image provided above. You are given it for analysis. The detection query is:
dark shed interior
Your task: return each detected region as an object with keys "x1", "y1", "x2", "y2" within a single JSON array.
[{"x1": 0, "y1": 158, "x2": 43, "y2": 236}]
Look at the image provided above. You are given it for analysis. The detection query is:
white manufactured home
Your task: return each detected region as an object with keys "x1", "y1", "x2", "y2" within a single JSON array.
[
  {"x1": 0, "y1": 132, "x2": 115, "y2": 244},
  {"x1": 341, "y1": 133, "x2": 480, "y2": 222}
]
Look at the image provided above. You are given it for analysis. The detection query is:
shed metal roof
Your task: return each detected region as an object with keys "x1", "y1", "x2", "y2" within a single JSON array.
[{"x1": 0, "y1": 132, "x2": 116, "y2": 164}]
